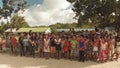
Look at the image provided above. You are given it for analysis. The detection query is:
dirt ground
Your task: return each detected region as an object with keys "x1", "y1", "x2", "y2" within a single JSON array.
[{"x1": 0, "y1": 53, "x2": 119, "y2": 68}]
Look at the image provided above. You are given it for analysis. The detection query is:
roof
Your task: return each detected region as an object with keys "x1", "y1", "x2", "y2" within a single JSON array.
[
  {"x1": 56, "y1": 28, "x2": 94, "y2": 32},
  {"x1": 5, "y1": 28, "x2": 17, "y2": 32},
  {"x1": 16, "y1": 27, "x2": 50, "y2": 32}
]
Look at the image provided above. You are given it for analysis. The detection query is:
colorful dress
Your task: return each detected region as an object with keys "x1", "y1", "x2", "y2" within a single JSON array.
[{"x1": 44, "y1": 38, "x2": 50, "y2": 52}]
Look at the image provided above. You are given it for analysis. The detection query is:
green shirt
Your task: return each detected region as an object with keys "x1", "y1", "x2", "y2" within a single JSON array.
[{"x1": 70, "y1": 40, "x2": 78, "y2": 49}]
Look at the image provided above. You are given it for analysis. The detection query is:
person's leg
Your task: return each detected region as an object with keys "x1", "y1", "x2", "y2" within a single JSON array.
[
  {"x1": 67, "y1": 51, "x2": 69, "y2": 59},
  {"x1": 79, "y1": 51, "x2": 82, "y2": 61},
  {"x1": 12, "y1": 47, "x2": 15, "y2": 55},
  {"x1": 50, "y1": 47, "x2": 52, "y2": 57},
  {"x1": 33, "y1": 46, "x2": 35, "y2": 57},
  {"x1": 53, "y1": 46, "x2": 56, "y2": 58},
  {"x1": 64, "y1": 51, "x2": 66, "y2": 58},
  {"x1": 70, "y1": 50, "x2": 73, "y2": 60},
  {"x1": 58, "y1": 51, "x2": 60, "y2": 59},
  {"x1": 22, "y1": 46, "x2": 25, "y2": 56},
  {"x1": 14, "y1": 47, "x2": 17, "y2": 56},
  {"x1": 11, "y1": 46, "x2": 13, "y2": 54},
  {"x1": 81, "y1": 51, "x2": 85, "y2": 62},
  {"x1": 20, "y1": 46, "x2": 22, "y2": 56},
  {"x1": 30, "y1": 45, "x2": 32, "y2": 55},
  {"x1": 31, "y1": 46, "x2": 35, "y2": 57}
]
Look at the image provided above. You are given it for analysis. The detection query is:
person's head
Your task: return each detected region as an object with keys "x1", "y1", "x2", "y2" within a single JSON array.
[
  {"x1": 56, "y1": 35, "x2": 60, "y2": 39},
  {"x1": 20, "y1": 33, "x2": 24, "y2": 37},
  {"x1": 72, "y1": 35, "x2": 76, "y2": 40},
  {"x1": 32, "y1": 33, "x2": 36, "y2": 37},
  {"x1": 29, "y1": 30, "x2": 32, "y2": 35},
  {"x1": 12, "y1": 34, "x2": 15, "y2": 37},
  {"x1": 80, "y1": 35, "x2": 84, "y2": 39},
  {"x1": 65, "y1": 36, "x2": 69, "y2": 40},
  {"x1": 45, "y1": 34, "x2": 49, "y2": 39}
]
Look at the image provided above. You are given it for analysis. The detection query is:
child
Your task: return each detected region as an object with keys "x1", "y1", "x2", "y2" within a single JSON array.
[
  {"x1": 11, "y1": 34, "x2": 17, "y2": 56},
  {"x1": 78, "y1": 35, "x2": 85, "y2": 62},
  {"x1": 43, "y1": 35, "x2": 50, "y2": 59},
  {"x1": 50, "y1": 36, "x2": 56, "y2": 58},
  {"x1": 30, "y1": 33, "x2": 36, "y2": 58},
  {"x1": 23, "y1": 34, "x2": 29, "y2": 56},
  {"x1": 63, "y1": 37, "x2": 70, "y2": 59},
  {"x1": 38, "y1": 34, "x2": 44, "y2": 57},
  {"x1": 55, "y1": 35, "x2": 62, "y2": 59},
  {"x1": 70, "y1": 35, "x2": 78, "y2": 60},
  {"x1": 93, "y1": 38, "x2": 99, "y2": 61},
  {"x1": 85, "y1": 39, "x2": 93, "y2": 61},
  {"x1": 112, "y1": 37, "x2": 120, "y2": 61}
]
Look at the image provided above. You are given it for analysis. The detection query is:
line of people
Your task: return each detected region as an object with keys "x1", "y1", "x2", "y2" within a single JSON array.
[{"x1": 1, "y1": 29, "x2": 120, "y2": 63}]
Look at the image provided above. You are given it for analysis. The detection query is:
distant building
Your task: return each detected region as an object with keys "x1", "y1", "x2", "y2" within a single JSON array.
[
  {"x1": 5, "y1": 28, "x2": 17, "y2": 33},
  {"x1": 16, "y1": 27, "x2": 51, "y2": 33},
  {"x1": 56, "y1": 28, "x2": 94, "y2": 32}
]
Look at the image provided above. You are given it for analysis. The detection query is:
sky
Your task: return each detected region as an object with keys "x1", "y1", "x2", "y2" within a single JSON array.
[{"x1": 0, "y1": 0, "x2": 76, "y2": 26}]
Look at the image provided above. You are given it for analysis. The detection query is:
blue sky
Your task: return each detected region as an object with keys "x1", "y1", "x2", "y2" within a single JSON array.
[
  {"x1": 0, "y1": 0, "x2": 75, "y2": 26},
  {"x1": 0, "y1": 1, "x2": 2, "y2": 7},
  {"x1": 0, "y1": 0, "x2": 43, "y2": 7},
  {"x1": 27, "y1": 0, "x2": 43, "y2": 5}
]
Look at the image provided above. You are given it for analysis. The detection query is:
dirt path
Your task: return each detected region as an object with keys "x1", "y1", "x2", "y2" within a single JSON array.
[{"x1": 0, "y1": 53, "x2": 119, "y2": 68}]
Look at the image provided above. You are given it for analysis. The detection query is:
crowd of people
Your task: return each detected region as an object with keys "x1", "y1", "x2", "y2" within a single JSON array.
[{"x1": 0, "y1": 28, "x2": 120, "y2": 63}]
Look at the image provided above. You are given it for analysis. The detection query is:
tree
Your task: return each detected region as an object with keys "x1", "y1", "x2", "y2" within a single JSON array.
[
  {"x1": 0, "y1": 0, "x2": 27, "y2": 19},
  {"x1": 67, "y1": 0, "x2": 120, "y2": 29},
  {"x1": 0, "y1": 0, "x2": 28, "y2": 32},
  {"x1": 10, "y1": 14, "x2": 29, "y2": 29}
]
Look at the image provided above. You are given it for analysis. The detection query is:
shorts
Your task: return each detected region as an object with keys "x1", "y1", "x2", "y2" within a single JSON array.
[
  {"x1": 56, "y1": 45, "x2": 61, "y2": 51},
  {"x1": 50, "y1": 46, "x2": 56, "y2": 53},
  {"x1": 71, "y1": 49, "x2": 77, "y2": 56}
]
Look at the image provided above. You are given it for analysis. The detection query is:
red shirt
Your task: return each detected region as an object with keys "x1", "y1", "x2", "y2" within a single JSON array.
[
  {"x1": 63, "y1": 40, "x2": 70, "y2": 52},
  {"x1": 11, "y1": 37, "x2": 17, "y2": 47}
]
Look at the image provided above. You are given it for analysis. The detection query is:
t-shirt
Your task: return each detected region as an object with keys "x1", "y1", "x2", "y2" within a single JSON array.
[
  {"x1": 70, "y1": 40, "x2": 78, "y2": 49},
  {"x1": 19, "y1": 37, "x2": 24, "y2": 45},
  {"x1": 50, "y1": 38, "x2": 56, "y2": 46},
  {"x1": 64, "y1": 40, "x2": 70, "y2": 51},
  {"x1": 23, "y1": 38, "x2": 29, "y2": 46},
  {"x1": 79, "y1": 41, "x2": 84, "y2": 48}
]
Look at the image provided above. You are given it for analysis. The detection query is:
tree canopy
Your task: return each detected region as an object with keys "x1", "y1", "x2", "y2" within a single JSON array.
[
  {"x1": 0, "y1": 0, "x2": 27, "y2": 19},
  {"x1": 0, "y1": 0, "x2": 28, "y2": 32},
  {"x1": 67, "y1": 0, "x2": 120, "y2": 29}
]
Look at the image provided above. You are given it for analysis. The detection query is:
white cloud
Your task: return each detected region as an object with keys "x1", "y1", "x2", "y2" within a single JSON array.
[
  {"x1": 0, "y1": 17, "x2": 11, "y2": 24},
  {"x1": 22, "y1": 0, "x2": 76, "y2": 26}
]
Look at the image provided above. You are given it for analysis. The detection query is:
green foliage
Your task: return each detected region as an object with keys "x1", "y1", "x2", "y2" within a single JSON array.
[
  {"x1": 0, "y1": 0, "x2": 28, "y2": 32},
  {"x1": 67, "y1": 0, "x2": 120, "y2": 28},
  {"x1": 10, "y1": 14, "x2": 29, "y2": 29},
  {"x1": 49, "y1": 22, "x2": 77, "y2": 29},
  {"x1": 49, "y1": 22, "x2": 94, "y2": 29},
  {"x1": 0, "y1": 15, "x2": 29, "y2": 32},
  {"x1": 0, "y1": 24, "x2": 9, "y2": 33},
  {"x1": 0, "y1": 0, "x2": 27, "y2": 18}
]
